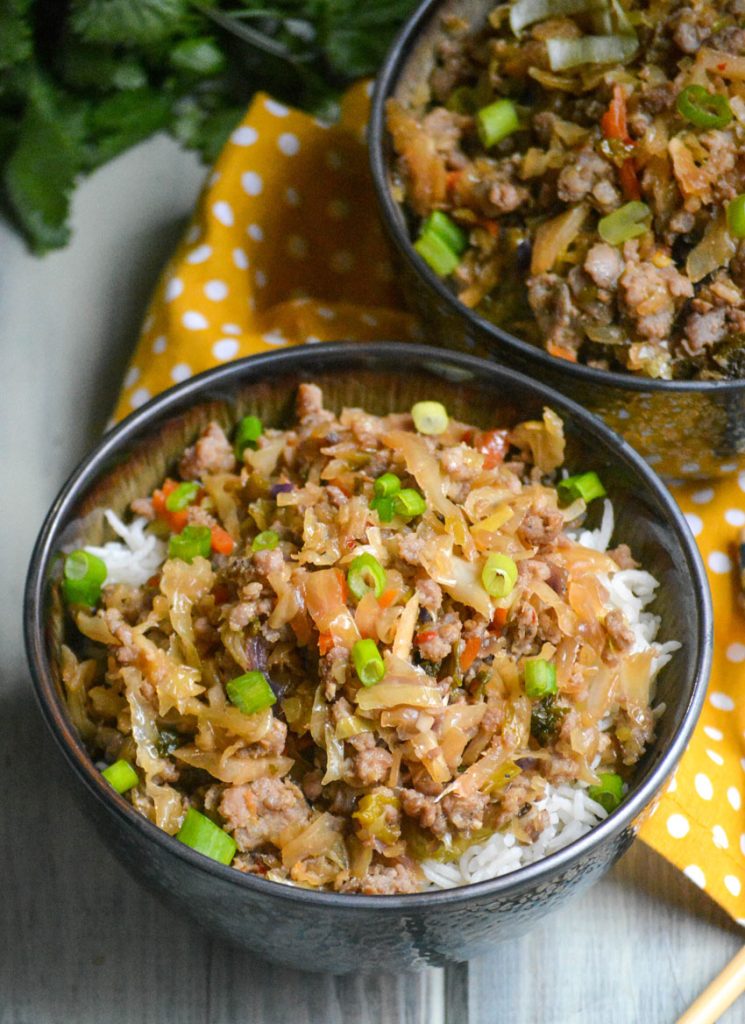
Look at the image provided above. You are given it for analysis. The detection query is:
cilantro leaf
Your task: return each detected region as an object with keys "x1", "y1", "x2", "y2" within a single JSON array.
[
  {"x1": 0, "y1": 0, "x2": 33, "y2": 73},
  {"x1": 85, "y1": 88, "x2": 173, "y2": 167},
  {"x1": 70, "y1": 0, "x2": 190, "y2": 45}
]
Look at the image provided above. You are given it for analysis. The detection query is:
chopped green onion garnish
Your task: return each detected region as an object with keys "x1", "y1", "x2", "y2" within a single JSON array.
[
  {"x1": 227, "y1": 670, "x2": 277, "y2": 714},
  {"x1": 676, "y1": 84, "x2": 732, "y2": 130},
  {"x1": 588, "y1": 771, "x2": 624, "y2": 813},
  {"x1": 352, "y1": 638, "x2": 386, "y2": 687},
  {"x1": 598, "y1": 201, "x2": 650, "y2": 246},
  {"x1": 168, "y1": 524, "x2": 212, "y2": 563},
  {"x1": 422, "y1": 211, "x2": 468, "y2": 256},
  {"x1": 62, "y1": 549, "x2": 107, "y2": 606},
  {"x1": 411, "y1": 400, "x2": 449, "y2": 436},
  {"x1": 558, "y1": 471, "x2": 606, "y2": 504},
  {"x1": 235, "y1": 414, "x2": 263, "y2": 457},
  {"x1": 728, "y1": 195, "x2": 745, "y2": 240},
  {"x1": 481, "y1": 553, "x2": 518, "y2": 598},
  {"x1": 165, "y1": 481, "x2": 200, "y2": 512},
  {"x1": 414, "y1": 231, "x2": 461, "y2": 277},
  {"x1": 177, "y1": 807, "x2": 237, "y2": 865},
  {"x1": 476, "y1": 98, "x2": 520, "y2": 148},
  {"x1": 374, "y1": 473, "x2": 401, "y2": 498},
  {"x1": 370, "y1": 495, "x2": 396, "y2": 522},
  {"x1": 252, "y1": 530, "x2": 279, "y2": 552},
  {"x1": 102, "y1": 759, "x2": 139, "y2": 794},
  {"x1": 524, "y1": 658, "x2": 557, "y2": 699},
  {"x1": 347, "y1": 553, "x2": 387, "y2": 601},
  {"x1": 394, "y1": 488, "x2": 427, "y2": 518}
]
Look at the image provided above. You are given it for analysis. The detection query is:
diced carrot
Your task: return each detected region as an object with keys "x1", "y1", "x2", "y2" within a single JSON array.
[
  {"x1": 318, "y1": 631, "x2": 334, "y2": 656},
  {"x1": 601, "y1": 84, "x2": 631, "y2": 144},
  {"x1": 547, "y1": 342, "x2": 578, "y2": 363},
  {"x1": 152, "y1": 479, "x2": 188, "y2": 532},
  {"x1": 210, "y1": 525, "x2": 234, "y2": 555},
  {"x1": 146, "y1": 574, "x2": 161, "y2": 589},
  {"x1": 335, "y1": 568, "x2": 349, "y2": 604},
  {"x1": 378, "y1": 588, "x2": 399, "y2": 609},
  {"x1": 415, "y1": 629, "x2": 438, "y2": 645},
  {"x1": 619, "y1": 158, "x2": 641, "y2": 201},
  {"x1": 472, "y1": 429, "x2": 510, "y2": 470},
  {"x1": 490, "y1": 606, "x2": 509, "y2": 633},
  {"x1": 460, "y1": 635, "x2": 481, "y2": 673},
  {"x1": 446, "y1": 169, "x2": 464, "y2": 191}
]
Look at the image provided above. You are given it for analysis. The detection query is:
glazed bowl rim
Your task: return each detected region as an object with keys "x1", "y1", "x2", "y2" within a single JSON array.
[
  {"x1": 368, "y1": 0, "x2": 745, "y2": 397},
  {"x1": 24, "y1": 341, "x2": 712, "y2": 911}
]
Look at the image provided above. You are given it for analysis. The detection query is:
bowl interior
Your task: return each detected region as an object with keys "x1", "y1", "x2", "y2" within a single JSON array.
[{"x1": 31, "y1": 344, "x2": 710, "y2": 897}]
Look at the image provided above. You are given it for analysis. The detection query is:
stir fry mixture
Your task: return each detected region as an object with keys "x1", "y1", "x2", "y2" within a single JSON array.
[
  {"x1": 60, "y1": 388, "x2": 670, "y2": 893},
  {"x1": 387, "y1": 0, "x2": 745, "y2": 379}
]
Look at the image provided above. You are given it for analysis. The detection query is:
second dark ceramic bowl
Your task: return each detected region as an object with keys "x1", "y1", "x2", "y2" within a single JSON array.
[
  {"x1": 25, "y1": 343, "x2": 711, "y2": 972},
  {"x1": 368, "y1": 0, "x2": 745, "y2": 480}
]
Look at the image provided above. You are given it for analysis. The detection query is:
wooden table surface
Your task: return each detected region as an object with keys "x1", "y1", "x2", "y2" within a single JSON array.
[{"x1": 2, "y1": 135, "x2": 744, "y2": 1024}]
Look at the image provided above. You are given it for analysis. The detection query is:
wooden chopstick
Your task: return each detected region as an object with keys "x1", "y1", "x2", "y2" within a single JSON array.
[{"x1": 676, "y1": 946, "x2": 745, "y2": 1024}]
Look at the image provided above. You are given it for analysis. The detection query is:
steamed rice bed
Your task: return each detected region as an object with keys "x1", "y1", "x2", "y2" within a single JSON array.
[{"x1": 59, "y1": 386, "x2": 677, "y2": 894}]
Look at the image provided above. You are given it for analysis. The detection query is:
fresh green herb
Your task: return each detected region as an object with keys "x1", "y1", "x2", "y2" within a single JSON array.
[
  {"x1": 62, "y1": 549, "x2": 107, "y2": 606},
  {"x1": 530, "y1": 694, "x2": 566, "y2": 745},
  {"x1": 588, "y1": 771, "x2": 624, "y2": 813},
  {"x1": 347, "y1": 552, "x2": 386, "y2": 600},
  {"x1": 226, "y1": 669, "x2": 276, "y2": 714},
  {"x1": 1, "y1": 0, "x2": 421, "y2": 254},
  {"x1": 177, "y1": 807, "x2": 237, "y2": 864}
]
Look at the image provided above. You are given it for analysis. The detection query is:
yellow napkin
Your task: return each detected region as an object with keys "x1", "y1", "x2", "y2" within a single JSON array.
[{"x1": 116, "y1": 83, "x2": 745, "y2": 923}]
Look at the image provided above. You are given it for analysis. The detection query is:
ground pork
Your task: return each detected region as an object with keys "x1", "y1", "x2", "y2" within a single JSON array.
[
  {"x1": 416, "y1": 612, "x2": 462, "y2": 662},
  {"x1": 603, "y1": 609, "x2": 636, "y2": 663},
  {"x1": 400, "y1": 788, "x2": 449, "y2": 837},
  {"x1": 504, "y1": 597, "x2": 539, "y2": 658},
  {"x1": 608, "y1": 544, "x2": 639, "y2": 570},
  {"x1": 619, "y1": 252, "x2": 693, "y2": 341},
  {"x1": 518, "y1": 502, "x2": 564, "y2": 550},
  {"x1": 452, "y1": 155, "x2": 529, "y2": 216},
  {"x1": 527, "y1": 273, "x2": 584, "y2": 355},
  {"x1": 348, "y1": 733, "x2": 394, "y2": 786},
  {"x1": 442, "y1": 788, "x2": 489, "y2": 833},
  {"x1": 339, "y1": 860, "x2": 422, "y2": 895},
  {"x1": 415, "y1": 576, "x2": 443, "y2": 613},
  {"x1": 683, "y1": 308, "x2": 728, "y2": 356},
  {"x1": 557, "y1": 148, "x2": 620, "y2": 213},
  {"x1": 583, "y1": 243, "x2": 624, "y2": 292},
  {"x1": 219, "y1": 777, "x2": 310, "y2": 851},
  {"x1": 179, "y1": 422, "x2": 236, "y2": 479}
]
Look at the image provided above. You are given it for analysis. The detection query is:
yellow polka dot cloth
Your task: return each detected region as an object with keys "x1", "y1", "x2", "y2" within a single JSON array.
[{"x1": 116, "y1": 83, "x2": 745, "y2": 923}]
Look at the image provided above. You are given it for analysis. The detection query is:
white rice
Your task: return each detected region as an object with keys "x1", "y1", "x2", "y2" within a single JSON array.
[
  {"x1": 422, "y1": 499, "x2": 680, "y2": 890},
  {"x1": 84, "y1": 510, "x2": 166, "y2": 587}
]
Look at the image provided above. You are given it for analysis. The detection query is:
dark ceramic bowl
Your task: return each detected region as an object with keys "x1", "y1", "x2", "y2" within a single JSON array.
[
  {"x1": 368, "y1": 0, "x2": 745, "y2": 481},
  {"x1": 25, "y1": 343, "x2": 711, "y2": 973}
]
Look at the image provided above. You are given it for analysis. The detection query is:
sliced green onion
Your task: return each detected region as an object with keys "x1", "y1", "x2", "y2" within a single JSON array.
[
  {"x1": 598, "y1": 201, "x2": 650, "y2": 246},
  {"x1": 370, "y1": 496, "x2": 396, "y2": 522},
  {"x1": 558, "y1": 471, "x2": 606, "y2": 504},
  {"x1": 102, "y1": 759, "x2": 139, "y2": 794},
  {"x1": 394, "y1": 488, "x2": 427, "y2": 518},
  {"x1": 252, "y1": 530, "x2": 279, "y2": 552},
  {"x1": 476, "y1": 98, "x2": 520, "y2": 148},
  {"x1": 414, "y1": 231, "x2": 461, "y2": 277},
  {"x1": 728, "y1": 195, "x2": 745, "y2": 240},
  {"x1": 374, "y1": 473, "x2": 401, "y2": 498},
  {"x1": 352, "y1": 638, "x2": 386, "y2": 687},
  {"x1": 411, "y1": 400, "x2": 449, "y2": 435},
  {"x1": 422, "y1": 211, "x2": 468, "y2": 255},
  {"x1": 347, "y1": 553, "x2": 387, "y2": 601},
  {"x1": 546, "y1": 33, "x2": 638, "y2": 72},
  {"x1": 524, "y1": 658, "x2": 558, "y2": 699},
  {"x1": 235, "y1": 414, "x2": 263, "y2": 457},
  {"x1": 165, "y1": 481, "x2": 200, "y2": 511},
  {"x1": 676, "y1": 84, "x2": 732, "y2": 130},
  {"x1": 177, "y1": 807, "x2": 237, "y2": 865},
  {"x1": 62, "y1": 549, "x2": 107, "y2": 606},
  {"x1": 168, "y1": 524, "x2": 212, "y2": 563},
  {"x1": 227, "y1": 670, "x2": 277, "y2": 714},
  {"x1": 588, "y1": 771, "x2": 624, "y2": 813},
  {"x1": 481, "y1": 553, "x2": 518, "y2": 598}
]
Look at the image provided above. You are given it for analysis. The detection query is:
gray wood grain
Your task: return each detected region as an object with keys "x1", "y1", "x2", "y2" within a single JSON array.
[{"x1": 2, "y1": 131, "x2": 743, "y2": 1024}]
